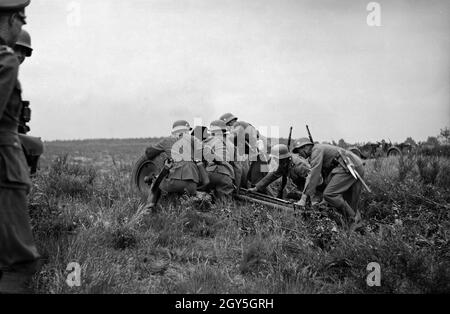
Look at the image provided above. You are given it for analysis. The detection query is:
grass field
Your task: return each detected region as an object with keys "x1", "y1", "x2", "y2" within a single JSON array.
[{"x1": 28, "y1": 139, "x2": 450, "y2": 294}]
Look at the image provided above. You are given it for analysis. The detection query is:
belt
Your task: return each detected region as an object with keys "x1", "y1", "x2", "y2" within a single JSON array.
[{"x1": 0, "y1": 133, "x2": 21, "y2": 148}]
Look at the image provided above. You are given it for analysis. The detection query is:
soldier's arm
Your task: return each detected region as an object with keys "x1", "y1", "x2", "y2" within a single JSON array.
[
  {"x1": 0, "y1": 50, "x2": 19, "y2": 119},
  {"x1": 303, "y1": 149, "x2": 324, "y2": 197},
  {"x1": 294, "y1": 161, "x2": 311, "y2": 178},
  {"x1": 255, "y1": 168, "x2": 282, "y2": 191},
  {"x1": 145, "y1": 138, "x2": 168, "y2": 160}
]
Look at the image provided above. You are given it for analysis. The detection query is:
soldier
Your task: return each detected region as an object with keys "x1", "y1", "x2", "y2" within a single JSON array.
[
  {"x1": 13, "y1": 29, "x2": 30, "y2": 135},
  {"x1": 0, "y1": 0, "x2": 40, "y2": 294},
  {"x1": 219, "y1": 113, "x2": 271, "y2": 190},
  {"x1": 144, "y1": 120, "x2": 204, "y2": 209},
  {"x1": 203, "y1": 120, "x2": 235, "y2": 201},
  {"x1": 219, "y1": 112, "x2": 267, "y2": 161},
  {"x1": 248, "y1": 144, "x2": 310, "y2": 195},
  {"x1": 13, "y1": 28, "x2": 44, "y2": 176},
  {"x1": 294, "y1": 138, "x2": 364, "y2": 230}
]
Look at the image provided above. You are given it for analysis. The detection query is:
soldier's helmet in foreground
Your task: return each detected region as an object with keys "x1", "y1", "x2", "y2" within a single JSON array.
[
  {"x1": 0, "y1": 0, "x2": 30, "y2": 11},
  {"x1": 219, "y1": 113, "x2": 238, "y2": 125},
  {"x1": 171, "y1": 120, "x2": 192, "y2": 135},
  {"x1": 292, "y1": 138, "x2": 314, "y2": 153},
  {"x1": 270, "y1": 144, "x2": 291, "y2": 160},
  {"x1": 15, "y1": 29, "x2": 32, "y2": 56},
  {"x1": 209, "y1": 120, "x2": 228, "y2": 134}
]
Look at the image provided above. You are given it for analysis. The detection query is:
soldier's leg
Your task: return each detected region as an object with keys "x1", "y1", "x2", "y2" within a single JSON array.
[
  {"x1": 240, "y1": 160, "x2": 250, "y2": 189},
  {"x1": 347, "y1": 166, "x2": 364, "y2": 213},
  {"x1": 161, "y1": 179, "x2": 197, "y2": 196},
  {"x1": 232, "y1": 162, "x2": 242, "y2": 191},
  {"x1": 0, "y1": 188, "x2": 39, "y2": 270},
  {"x1": 323, "y1": 172, "x2": 357, "y2": 220},
  {"x1": 207, "y1": 172, "x2": 234, "y2": 201}
]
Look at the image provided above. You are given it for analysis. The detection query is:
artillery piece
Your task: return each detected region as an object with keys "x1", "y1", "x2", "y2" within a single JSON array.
[{"x1": 349, "y1": 140, "x2": 411, "y2": 159}]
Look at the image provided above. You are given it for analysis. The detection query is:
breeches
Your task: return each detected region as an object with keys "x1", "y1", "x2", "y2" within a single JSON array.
[
  {"x1": 206, "y1": 172, "x2": 234, "y2": 199},
  {"x1": 160, "y1": 178, "x2": 197, "y2": 196},
  {"x1": 0, "y1": 188, "x2": 39, "y2": 269},
  {"x1": 323, "y1": 166, "x2": 364, "y2": 214},
  {"x1": 233, "y1": 160, "x2": 250, "y2": 189}
]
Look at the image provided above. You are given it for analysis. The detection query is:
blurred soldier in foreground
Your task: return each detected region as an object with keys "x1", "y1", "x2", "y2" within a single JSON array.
[
  {"x1": 294, "y1": 138, "x2": 364, "y2": 230},
  {"x1": 144, "y1": 120, "x2": 204, "y2": 210},
  {"x1": 248, "y1": 144, "x2": 310, "y2": 196},
  {"x1": 0, "y1": 0, "x2": 40, "y2": 294},
  {"x1": 203, "y1": 120, "x2": 235, "y2": 201},
  {"x1": 13, "y1": 28, "x2": 43, "y2": 175}
]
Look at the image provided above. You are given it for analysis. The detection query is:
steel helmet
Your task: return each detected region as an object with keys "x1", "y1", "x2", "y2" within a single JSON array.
[
  {"x1": 171, "y1": 120, "x2": 192, "y2": 135},
  {"x1": 0, "y1": 0, "x2": 30, "y2": 11},
  {"x1": 15, "y1": 29, "x2": 33, "y2": 56},
  {"x1": 270, "y1": 144, "x2": 291, "y2": 160},
  {"x1": 220, "y1": 113, "x2": 238, "y2": 125},
  {"x1": 209, "y1": 120, "x2": 228, "y2": 134},
  {"x1": 292, "y1": 138, "x2": 313, "y2": 152}
]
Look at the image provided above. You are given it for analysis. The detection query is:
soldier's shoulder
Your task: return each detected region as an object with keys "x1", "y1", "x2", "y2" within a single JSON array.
[
  {"x1": 0, "y1": 45, "x2": 19, "y2": 66},
  {"x1": 0, "y1": 45, "x2": 14, "y2": 54},
  {"x1": 292, "y1": 154, "x2": 309, "y2": 166}
]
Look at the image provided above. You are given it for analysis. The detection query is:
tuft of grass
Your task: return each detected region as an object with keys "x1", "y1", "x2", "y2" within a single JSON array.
[
  {"x1": 417, "y1": 156, "x2": 440, "y2": 185},
  {"x1": 240, "y1": 236, "x2": 274, "y2": 274},
  {"x1": 109, "y1": 226, "x2": 138, "y2": 250},
  {"x1": 173, "y1": 265, "x2": 232, "y2": 294},
  {"x1": 398, "y1": 155, "x2": 416, "y2": 182}
]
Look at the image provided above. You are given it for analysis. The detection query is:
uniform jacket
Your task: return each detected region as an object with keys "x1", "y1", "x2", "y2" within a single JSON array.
[
  {"x1": 203, "y1": 135, "x2": 235, "y2": 179},
  {"x1": 303, "y1": 144, "x2": 363, "y2": 197},
  {"x1": 255, "y1": 155, "x2": 310, "y2": 191},
  {"x1": 229, "y1": 121, "x2": 268, "y2": 162},
  {"x1": 145, "y1": 134, "x2": 203, "y2": 183},
  {"x1": 0, "y1": 42, "x2": 31, "y2": 190}
]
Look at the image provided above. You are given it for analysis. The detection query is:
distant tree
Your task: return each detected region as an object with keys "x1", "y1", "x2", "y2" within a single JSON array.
[
  {"x1": 439, "y1": 127, "x2": 450, "y2": 144},
  {"x1": 332, "y1": 140, "x2": 338, "y2": 146},
  {"x1": 426, "y1": 136, "x2": 440, "y2": 146},
  {"x1": 404, "y1": 137, "x2": 417, "y2": 146},
  {"x1": 338, "y1": 139, "x2": 348, "y2": 148}
]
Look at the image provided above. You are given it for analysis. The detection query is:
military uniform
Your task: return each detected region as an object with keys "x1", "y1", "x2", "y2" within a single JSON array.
[
  {"x1": 227, "y1": 120, "x2": 273, "y2": 190},
  {"x1": 145, "y1": 133, "x2": 203, "y2": 195},
  {"x1": 203, "y1": 135, "x2": 235, "y2": 200},
  {"x1": 254, "y1": 155, "x2": 310, "y2": 192},
  {"x1": 1, "y1": 36, "x2": 39, "y2": 277},
  {"x1": 303, "y1": 144, "x2": 364, "y2": 219}
]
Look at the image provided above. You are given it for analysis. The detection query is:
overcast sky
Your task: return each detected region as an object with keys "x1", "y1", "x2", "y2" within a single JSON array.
[{"x1": 21, "y1": 0, "x2": 449, "y2": 143}]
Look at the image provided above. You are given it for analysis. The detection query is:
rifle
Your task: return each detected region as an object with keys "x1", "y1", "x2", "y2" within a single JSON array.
[
  {"x1": 145, "y1": 158, "x2": 173, "y2": 210},
  {"x1": 306, "y1": 125, "x2": 314, "y2": 143},
  {"x1": 277, "y1": 126, "x2": 293, "y2": 198}
]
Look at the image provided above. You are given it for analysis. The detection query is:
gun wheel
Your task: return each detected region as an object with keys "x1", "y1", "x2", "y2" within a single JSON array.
[
  {"x1": 387, "y1": 147, "x2": 402, "y2": 157},
  {"x1": 130, "y1": 154, "x2": 166, "y2": 197}
]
